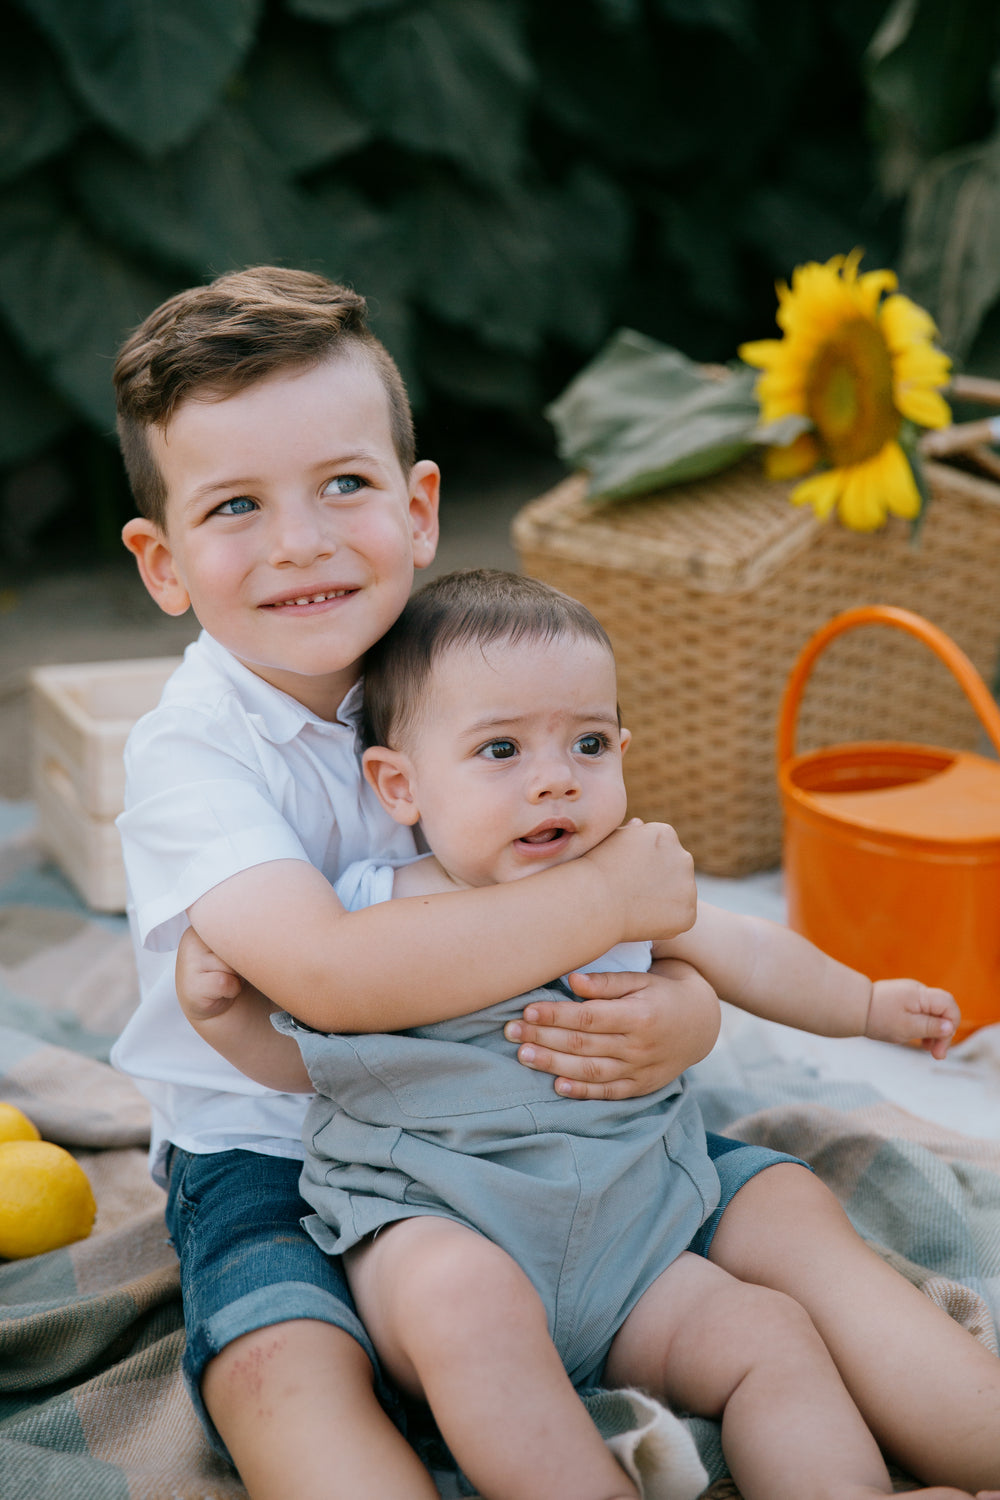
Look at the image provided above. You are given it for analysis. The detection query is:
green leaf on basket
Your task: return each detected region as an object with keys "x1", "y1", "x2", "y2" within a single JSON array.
[{"x1": 545, "y1": 329, "x2": 760, "y2": 503}]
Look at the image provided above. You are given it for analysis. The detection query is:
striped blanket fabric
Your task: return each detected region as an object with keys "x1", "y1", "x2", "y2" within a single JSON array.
[{"x1": 2, "y1": 801, "x2": 998, "y2": 1498}]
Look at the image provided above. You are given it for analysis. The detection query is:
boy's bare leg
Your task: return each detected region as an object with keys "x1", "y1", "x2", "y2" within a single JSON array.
[
  {"x1": 707, "y1": 1163, "x2": 1000, "y2": 1492},
  {"x1": 202, "y1": 1319, "x2": 439, "y2": 1499},
  {"x1": 605, "y1": 1250, "x2": 982, "y2": 1500},
  {"x1": 346, "y1": 1216, "x2": 638, "y2": 1500}
]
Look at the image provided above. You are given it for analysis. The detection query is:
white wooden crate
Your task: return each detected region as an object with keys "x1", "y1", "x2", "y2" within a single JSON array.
[{"x1": 30, "y1": 658, "x2": 181, "y2": 911}]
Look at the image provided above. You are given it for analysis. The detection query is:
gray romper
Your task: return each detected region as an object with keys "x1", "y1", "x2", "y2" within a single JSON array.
[{"x1": 279, "y1": 858, "x2": 721, "y2": 1389}]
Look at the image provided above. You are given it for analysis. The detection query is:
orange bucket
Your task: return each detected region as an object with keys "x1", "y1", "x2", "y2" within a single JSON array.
[{"x1": 777, "y1": 605, "x2": 1000, "y2": 1041}]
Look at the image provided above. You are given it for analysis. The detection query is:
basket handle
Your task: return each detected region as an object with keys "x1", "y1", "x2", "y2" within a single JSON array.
[{"x1": 776, "y1": 604, "x2": 1000, "y2": 768}]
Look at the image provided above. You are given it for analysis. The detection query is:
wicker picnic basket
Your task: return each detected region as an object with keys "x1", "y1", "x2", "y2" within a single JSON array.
[{"x1": 512, "y1": 455, "x2": 1000, "y2": 876}]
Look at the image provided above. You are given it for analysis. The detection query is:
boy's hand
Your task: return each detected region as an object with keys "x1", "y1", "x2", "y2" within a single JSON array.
[
  {"x1": 865, "y1": 978, "x2": 960, "y2": 1059},
  {"x1": 504, "y1": 959, "x2": 720, "y2": 1100},
  {"x1": 582, "y1": 819, "x2": 697, "y2": 943},
  {"x1": 176, "y1": 925, "x2": 252, "y2": 1021}
]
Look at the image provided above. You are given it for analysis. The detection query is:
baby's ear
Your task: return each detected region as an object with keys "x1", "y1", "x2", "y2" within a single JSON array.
[
  {"x1": 362, "y1": 746, "x2": 420, "y2": 825},
  {"x1": 122, "y1": 518, "x2": 191, "y2": 617}
]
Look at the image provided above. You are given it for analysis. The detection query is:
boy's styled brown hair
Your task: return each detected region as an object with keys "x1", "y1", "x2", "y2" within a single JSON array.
[
  {"x1": 114, "y1": 266, "x2": 415, "y2": 527},
  {"x1": 362, "y1": 569, "x2": 617, "y2": 752}
]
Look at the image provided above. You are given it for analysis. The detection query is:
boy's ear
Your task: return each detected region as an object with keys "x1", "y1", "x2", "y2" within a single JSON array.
[
  {"x1": 619, "y1": 726, "x2": 632, "y2": 756},
  {"x1": 408, "y1": 459, "x2": 440, "y2": 572},
  {"x1": 121, "y1": 518, "x2": 191, "y2": 617},
  {"x1": 362, "y1": 746, "x2": 421, "y2": 826}
]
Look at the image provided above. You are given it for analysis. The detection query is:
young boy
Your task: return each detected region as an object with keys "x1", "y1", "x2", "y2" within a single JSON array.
[
  {"x1": 181, "y1": 569, "x2": 999, "y2": 1500},
  {"x1": 111, "y1": 266, "x2": 716, "y2": 1499}
]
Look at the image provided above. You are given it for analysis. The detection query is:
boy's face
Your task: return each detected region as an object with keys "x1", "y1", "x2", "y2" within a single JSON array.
[
  {"x1": 122, "y1": 354, "x2": 439, "y2": 718},
  {"x1": 367, "y1": 633, "x2": 631, "y2": 888}
]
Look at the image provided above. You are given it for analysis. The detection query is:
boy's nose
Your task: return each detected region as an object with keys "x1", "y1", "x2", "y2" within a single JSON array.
[{"x1": 270, "y1": 504, "x2": 334, "y2": 567}]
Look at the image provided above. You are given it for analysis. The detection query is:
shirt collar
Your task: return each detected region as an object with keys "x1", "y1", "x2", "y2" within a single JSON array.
[{"x1": 197, "y1": 631, "x2": 363, "y2": 745}]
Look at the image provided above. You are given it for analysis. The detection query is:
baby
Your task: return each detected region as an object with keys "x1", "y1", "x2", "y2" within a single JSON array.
[{"x1": 181, "y1": 569, "x2": 991, "y2": 1500}]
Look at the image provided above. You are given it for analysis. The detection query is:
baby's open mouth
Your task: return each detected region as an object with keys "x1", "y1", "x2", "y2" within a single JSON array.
[{"x1": 518, "y1": 827, "x2": 570, "y2": 845}]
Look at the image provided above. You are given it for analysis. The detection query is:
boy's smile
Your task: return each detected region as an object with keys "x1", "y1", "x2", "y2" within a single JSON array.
[
  {"x1": 366, "y1": 633, "x2": 631, "y2": 889},
  {"x1": 123, "y1": 355, "x2": 439, "y2": 719}
]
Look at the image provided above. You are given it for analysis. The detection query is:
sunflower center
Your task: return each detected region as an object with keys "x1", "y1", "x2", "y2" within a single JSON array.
[{"x1": 805, "y1": 317, "x2": 898, "y2": 467}]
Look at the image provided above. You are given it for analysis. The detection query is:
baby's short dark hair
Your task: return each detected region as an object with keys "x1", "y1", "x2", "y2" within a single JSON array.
[
  {"x1": 362, "y1": 569, "x2": 615, "y2": 750},
  {"x1": 114, "y1": 266, "x2": 414, "y2": 527}
]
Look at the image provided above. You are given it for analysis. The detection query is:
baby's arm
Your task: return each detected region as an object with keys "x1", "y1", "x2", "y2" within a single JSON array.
[
  {"x1": 175, "y1": 927, "x2": 313, "y2": 1091},
  {"x1": 187, "y1": 819, "x2": 696, "y2": 1035},
  {"x1": 656, "y1": 903, "x2": 959, "y2": 1057}
]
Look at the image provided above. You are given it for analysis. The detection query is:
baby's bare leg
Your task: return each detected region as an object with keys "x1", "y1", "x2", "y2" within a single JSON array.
[
  {"x1": 202, "y1": 1319, "x2": 439, "y2": 1499},
  {"x1": 605, "y1": 1251, "x2": 983, "y2": 1500},
  {"x1": 346, "y1": 1216, "x2": 637, "y2": 1500},
  {"x1": 708, "y1": 1163, "x2": 1000, "y2": 1491}
]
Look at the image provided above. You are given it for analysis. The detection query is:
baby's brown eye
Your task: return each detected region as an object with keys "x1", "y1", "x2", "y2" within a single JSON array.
[{"x1": 482, "y1": 740, "x2": 517, "y2": 760}]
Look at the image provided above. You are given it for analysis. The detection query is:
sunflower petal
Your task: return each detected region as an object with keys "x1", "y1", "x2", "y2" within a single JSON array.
[
  {"x1": 896, "y1": 386, "x2": 952, "y2": 430},
  {"x1": 878, "y1": 442, "x2": 922, "y2": 520},
  {"x1": 836, "y1": 462, "x2": 889, "y2": 532},
  {"x1": 765, "y1": 432, "x2": 820, "y2": 480},
  {"x1": 791, "y1": 468, "x2": 842, "y2": 521}
]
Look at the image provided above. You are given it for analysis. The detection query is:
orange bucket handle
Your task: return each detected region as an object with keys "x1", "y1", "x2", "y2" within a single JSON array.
[{"x1": 777, "y1": 605, "x2": 1000, "y2": 768}]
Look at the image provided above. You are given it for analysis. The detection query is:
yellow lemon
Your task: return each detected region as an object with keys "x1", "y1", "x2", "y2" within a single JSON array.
[
  {"x1": 0, "y1": 1103, "x2": 42, "y2": 1145},
  {"x1": 0, "y1": 1140, "x2": 97, "y2": 1258}
]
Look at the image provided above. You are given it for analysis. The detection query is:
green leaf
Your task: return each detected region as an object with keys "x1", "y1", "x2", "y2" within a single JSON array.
[
  {"x1": 900, "y1": 135, "x2": 1000, "y2": 359},
  {"x1": 657, "y1": 0, "x2": 757, "y2": 50},
  {"x1": 71, "y1": 105, "x2": 319, "y2": 276},
  {"x1": 864, "y1": 0, "x2": 1000, "y2": 195},
  {"x1": 0, "y1": 180, "x2": 175, "y2": 428},
  {"x1": 336, "y1": 0, "x2": 533, "y2": 187},
  {"x1": 539, "y1": 166, "x2": 632, "y2": 350},
  {"x1": 404, "y1": 173, "x2": 550, "y2": 355},
  {"x1": 16, "y1": 0, "x2": 263, "y2": 156},
  {"x1": 289, "y1": 0, "x2": 405, "y2": 20},
  {"x1": 240, "y1": 31, "x2": 371, "y2": 173},
  {"x1": 420, "y1": 323, "x2": 541, "y2": 412},
  {"x1": 299, "y1": 179, "x2": 421, "y2": 400},
  {"x1": 0, "y1": 12, "x2": 81, "y2": 184},
  {"x1": 0, "y1": 320, "x2": 73, "y2": 466},
  {"x1": 545, "y1": 329, "x2": 759, "y2": 502}
]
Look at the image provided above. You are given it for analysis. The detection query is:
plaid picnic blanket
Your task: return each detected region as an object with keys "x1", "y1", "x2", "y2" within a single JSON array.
[{"x1": 2, "y1": 799, "x2": 999, "y2": 1498}]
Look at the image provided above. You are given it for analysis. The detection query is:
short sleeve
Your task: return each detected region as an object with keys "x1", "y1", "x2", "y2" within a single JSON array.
[{"x1": 118, "y1": 703, "x2": 309, "y2": 953}]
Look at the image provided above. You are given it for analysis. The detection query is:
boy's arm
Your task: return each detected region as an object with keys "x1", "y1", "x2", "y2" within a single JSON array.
[
  {"x1": 175, "y1": 927, "x2": 313, "y2": 1092},
  {"x1": 187, "y1": 820, "x2": 696, "y2": 1033},
  {"x1": 656, "y1": 903, "x2": 959, "y2": 1056}
]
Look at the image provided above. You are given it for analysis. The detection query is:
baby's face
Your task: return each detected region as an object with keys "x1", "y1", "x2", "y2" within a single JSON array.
[{"x1": 402, "y1": 633, "x2": 630, "y2": 888}]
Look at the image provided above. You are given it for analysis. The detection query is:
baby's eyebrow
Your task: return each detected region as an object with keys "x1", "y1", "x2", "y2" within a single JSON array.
[{"x1": 463, "y1": 708, "x2": 619, "y2": 736}]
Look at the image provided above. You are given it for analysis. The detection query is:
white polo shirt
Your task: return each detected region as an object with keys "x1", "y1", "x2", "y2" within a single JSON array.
[{"x1": 112, "y1": 631, "x2": 417, "y2": 1184}]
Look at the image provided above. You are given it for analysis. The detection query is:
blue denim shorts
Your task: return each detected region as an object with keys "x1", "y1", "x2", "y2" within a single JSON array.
[
  {"x1": 164, "y1": 1145, "x2": 397, "y2": 1461},
  {"x1": 165, "y1": 1133, "x2": 807, "y2": 1460},
  {"x1": 687, "y1": 1130, "x2": 811, "y2": 1259}
]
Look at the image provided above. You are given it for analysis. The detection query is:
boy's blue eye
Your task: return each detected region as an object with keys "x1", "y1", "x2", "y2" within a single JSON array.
[
  {"x1": 325, "y1": 475, "x2": 364, "y2": 495},
  {"x1": 575, "y1": 733, "x2": 607, "y2": 756},
  {"x1": 481, "y1": 739, "x2": 517, "y2": 760},
  {"x1": 216, "y1": 496, "x2": 257, "y2": 516}
]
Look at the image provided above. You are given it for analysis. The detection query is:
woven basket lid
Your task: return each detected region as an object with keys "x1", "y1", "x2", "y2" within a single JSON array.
[{"x1": 511, "y1": 460, "x2": 822, "y2": 594}]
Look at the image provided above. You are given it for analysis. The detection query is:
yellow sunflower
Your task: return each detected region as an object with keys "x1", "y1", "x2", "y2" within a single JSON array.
[{"x1": 738, "y1": 251, "x2": 951, "y2": 531}]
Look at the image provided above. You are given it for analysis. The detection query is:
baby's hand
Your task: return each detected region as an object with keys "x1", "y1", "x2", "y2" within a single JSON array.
[
  {"x1": 175, "y1": 925, "x2": 247, "y2": 1022},
  {"x1": 865, "y1": 978, "x2": 960, "y2": 1059},
  {"x1": 582, "y1": 819, "x2": 697, "y2": 943}
]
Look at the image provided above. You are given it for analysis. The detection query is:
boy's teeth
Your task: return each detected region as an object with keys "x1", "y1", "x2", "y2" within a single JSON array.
[{"x1": 289, "y1": 590, "x2": 346, "y2": 605}]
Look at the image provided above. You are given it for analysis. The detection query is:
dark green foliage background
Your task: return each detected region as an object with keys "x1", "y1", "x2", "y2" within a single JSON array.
[{"x1": 2, "y1": 0, "x2": 999, "y2": 558}]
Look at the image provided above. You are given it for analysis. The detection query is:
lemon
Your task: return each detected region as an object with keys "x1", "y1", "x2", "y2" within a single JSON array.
[
  {"x1": 0, "y1": 1140, "x2": 97, "y2": 1258},
  {"x1": 0, "y1": 1103, "x2": 42, "y2": 1145}
]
